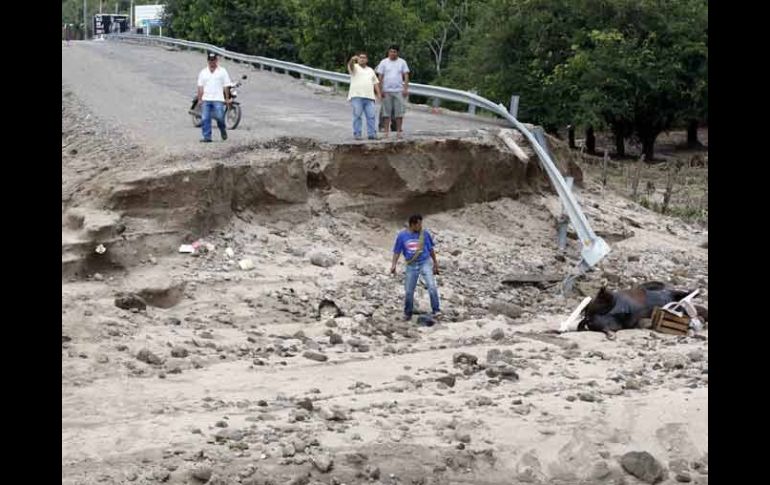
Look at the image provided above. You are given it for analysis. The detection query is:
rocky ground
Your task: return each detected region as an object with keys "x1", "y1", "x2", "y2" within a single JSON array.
[
  {"x1": 62, "y1": 189, "x2": 708, "y2": 485},
  {"x1": 63, "y1": 42, "x2": 708, "y2": 485}
]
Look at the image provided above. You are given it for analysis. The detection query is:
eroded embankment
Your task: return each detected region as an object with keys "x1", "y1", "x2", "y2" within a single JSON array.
[{"x1": 62, "y1": 132, "x2": 578, "y2": 278}]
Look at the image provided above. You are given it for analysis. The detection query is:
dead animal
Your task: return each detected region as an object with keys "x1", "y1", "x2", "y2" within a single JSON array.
[{"x1": 579, "y1": 282, "x2": 708, "y2": 339}]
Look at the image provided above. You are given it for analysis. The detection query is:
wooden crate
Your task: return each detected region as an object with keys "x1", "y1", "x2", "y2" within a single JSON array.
[{"x1": 651, "y1": 307, "x2": 690, "y2": 335}]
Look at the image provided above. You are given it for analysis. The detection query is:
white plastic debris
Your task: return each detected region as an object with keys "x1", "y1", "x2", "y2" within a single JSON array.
[
  {"x1": 239, "y1": 258, "x2": 255, "y2": 271},
  {"x1": 178, "y1": 244, "x2": 195, "y2": 254},
  {"x1": 559, "y1": 296, "x2": 592, "y2": 333},
  {"x1": 95, "y1": 244, "x2": 106, "y2": 254},
  {"x1": 225, "y1": 247, "x2": 235, "y2": 258}
]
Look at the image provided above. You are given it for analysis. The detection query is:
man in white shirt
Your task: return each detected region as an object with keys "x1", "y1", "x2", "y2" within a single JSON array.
[
  {"x1": 376, "y1": 45, "x2": 410, "y2": 138},
  {"x1": 347, "y1": 52, "x2": 381, "y2": 140},
  {"x1": 197, "y1": 52, "x2": 233, "y2": 143}
]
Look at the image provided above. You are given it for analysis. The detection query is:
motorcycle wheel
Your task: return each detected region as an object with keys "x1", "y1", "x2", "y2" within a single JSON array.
[{"x1": 226, "y1": 104, "x2": 242, "y2": 130}]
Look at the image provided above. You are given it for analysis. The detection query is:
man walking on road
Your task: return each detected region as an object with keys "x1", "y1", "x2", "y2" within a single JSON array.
[
  {"x1": 347, "y1": 52, "x2": 381, "y2": 140},
  {"x1": 376, "y1": 45, "x2": 410, "y2": 139},
  {"x1": 197, "y1": 52, "x2": 232, "y2": 143},
  {"x1": 391, "y1": 214, "x2": 441, "y2": 322}
]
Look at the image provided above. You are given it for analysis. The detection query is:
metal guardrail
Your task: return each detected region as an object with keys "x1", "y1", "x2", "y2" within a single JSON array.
[{"x1": 108, "y1": 34, "x2": 610, "y2": 273}]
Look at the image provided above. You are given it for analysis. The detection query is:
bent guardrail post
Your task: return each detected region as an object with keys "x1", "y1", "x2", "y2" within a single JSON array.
[{"x1": 492, "y1": 103, "x2": 609, "y2": 271}]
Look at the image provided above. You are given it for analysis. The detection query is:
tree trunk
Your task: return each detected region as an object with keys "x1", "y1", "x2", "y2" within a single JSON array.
[
  {"x1": 687, "y1": 119, "x2": 700, "y2": 148},
  {"x1": 585, "y1": 126, "x2": 596, "y2": 155},
  {"x1": 641, "y1": 134, "x2": 656, "y2": 162},
  {"x1": 568, "y1": 125, "x2": 576, "y2": 149},
  {"x1": 614, "y1": 130, "x2": 625, "y2": 158}
]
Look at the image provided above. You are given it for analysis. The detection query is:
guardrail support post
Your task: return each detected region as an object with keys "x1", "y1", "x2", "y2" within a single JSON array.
[
  {"x1": 468, "y1": 89, "x2": 478, "y2": 115},
  {"x1": 509, "y1": 95, "x2": 520, "y2": 118}
]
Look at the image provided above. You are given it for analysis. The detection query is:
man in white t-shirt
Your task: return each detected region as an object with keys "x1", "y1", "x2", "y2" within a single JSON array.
[
  {"x1": 196, "y1": 52, "x2": 233, "y2": 143},
  {"x1": 376, "y1": 45, "x2": 410, "y2": 138},
  {"x1": 347, "y1": 52, "x2": 381, "y2": 140}
]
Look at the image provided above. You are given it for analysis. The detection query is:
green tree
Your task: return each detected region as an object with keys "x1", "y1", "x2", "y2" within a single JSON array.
[
  {"x1": 447, "y1": 0, "x2": 707, "y2": 159},
  {"x1": 296, "y1": 0, "x2": 417, "y2": 72},
  {"x1": 163, "y1": 0, "x2": 300, "y2": 60},
  {"x1": 408, "y1": 0, "x2": 474, "y2": 80},
  {"x1": 547, "y1": 0, "x2": 707, "y2": 159}
]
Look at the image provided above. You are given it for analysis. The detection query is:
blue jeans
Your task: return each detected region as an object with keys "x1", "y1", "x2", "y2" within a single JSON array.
[
  {"x1": 351, "y1": 97, "x2": 376, "y2": 138},
  {"x1": 201, "y1": 101, "x2": 226, "y2": 140},
  {"x1": 404, "y1": 259, "x2": 440, "y2": 317}
]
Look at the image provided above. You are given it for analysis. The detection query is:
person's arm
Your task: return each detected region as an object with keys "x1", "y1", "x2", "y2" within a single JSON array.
[
  {"x1": 391, "y1": 234, "x2": 403, "y2": 273},
  {"x1": 402, "y1": 62, "x2": 410, "y2": 96},
  {"x1": 223, "y1": 70, "x2": 233, "y2": 105},
  {"x1": 347, "y1": 56, "x2": 358, "y2": 75},
  {"x1": 376, "y1": 62, "x2": 387, "y2": 98},
  {"x1": 391, "y1": 252, "x2": 400, "y2": 274},
  {"x1": 374, "y1": 75, "x2": 382, "y2": 100},
  {"x1": 426, "y1": 231, "x2": 438, "y2": 274},
  {"x1": 377, "y1": 73, "x2": 386, "y2": 97},
  {"x1": 197, "y1": 72, "x2": 204, "y2": 102}
]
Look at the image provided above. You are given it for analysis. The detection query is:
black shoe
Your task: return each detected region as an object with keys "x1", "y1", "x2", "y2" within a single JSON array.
[
  {"x1": 220, "y1": 128, "x2": 227, "y2": 141},
  {"x1": 200, "y1": 138, "x2": 212, "y2": 143},
  {"x1": 402, "y1": 314, "x2": 412, "y2": 322}
]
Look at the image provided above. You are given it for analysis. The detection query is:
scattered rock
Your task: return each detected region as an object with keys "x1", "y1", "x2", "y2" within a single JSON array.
[
  {"x1": 687, "y1": 350, "x2": 705, "y2": 363},
  {"x1": 303, "y1": 350, "x2": 328, "y2": 362},
  {"x1": 171, "y1": 346, "x2": 189, "y2": 358},
  {"x1": 578, "y1": 392, "x2": 598, "y2": 402},
  {"x1": 453, "y1": 352, "x2": 478, "y2": 366},
  {"x1": 436, "y1": 375, "x2": 456, "y2": 387},
  {"x1": 319, "y1": 299, "x2": 342, "y2": 318},
  {"x1": 366, "y1": 465, "x2": 381, "y2": 480},
  {"x1": 191, "y1": 465, "x2": 213, "y2": 482},
  {"x1": 309, "y1": 250, "x2": 337, "y2": 268},
  {"x1": 620, "y1": 451, "x2": 666, "y2": 484},
  {"x1": 214, "y1": 427, "x2": 244, "y2": 442},
  {"x1": 589, "y1": 461, "x2": 613, "y2": 480},
  {"x1": 490, "y1": 328, "x2": 505, "y2": 340},
  {"x1": 329, "y1": 333, "x2": 343, "y2": 345},
  {"x1": 318, "y1": 406, "x2": 350, "y2": 421},
  {"x1": 136, "y1": 349, "x2": 163, "y2": 365},
  {"x1": 297, "y1": 398, "x2": 314, "y2": 412},
  {"x1": 624, "y1": 378, "x2": 642, "y2": 390},
  {"x1": 312, "y1": 453, "x2": 334, "y2": 473},
  {"x1": 282, "y1": 443, "x2": 296, "y2": 457},
  {"x1": 487, "y1": 301, "x2": 523, "y2": 319},
  {"x1": 136, "y1": 280, "x2": 187, "y2": 308},
  {"x1": 115, "y1": 293, "x2": 147, "y2": 311},
  {"x1": 662, "y1": 354, "x2": 688, "y2": 370},
  {"x1": 675, "y1": 472, "x2": 692, "y2": 483}
]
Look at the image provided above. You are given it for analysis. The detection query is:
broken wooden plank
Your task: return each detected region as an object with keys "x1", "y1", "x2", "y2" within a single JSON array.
[{"x1": 497, "y1": 129, "x2": 531, "y2": 163}]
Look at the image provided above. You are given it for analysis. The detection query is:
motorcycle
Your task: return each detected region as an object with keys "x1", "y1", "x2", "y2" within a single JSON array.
[{"x1": 190, "y1": 75, "x2": 247, "y2": 130}]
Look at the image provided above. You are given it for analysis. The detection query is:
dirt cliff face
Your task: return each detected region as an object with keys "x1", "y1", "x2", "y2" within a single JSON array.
[{"x1": 63, "y1": 128, "x2": 568, "y2": 279}]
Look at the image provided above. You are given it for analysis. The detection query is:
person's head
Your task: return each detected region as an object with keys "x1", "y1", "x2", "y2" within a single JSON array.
[
  {"x1": 356, "y1": 51, "x2": 368, "y2": 66},
  {"x1": 387, "y1": 45, "x2": 400, "y2": 60},
  {"x1": 207, "y1": 52, "x2": 219, "y2": 68},
  {"x1": 408, "y1": 213, "x2": 423, "y2": 232}
]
